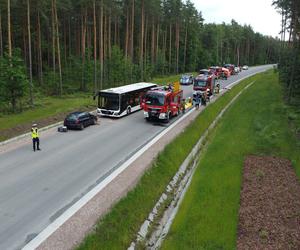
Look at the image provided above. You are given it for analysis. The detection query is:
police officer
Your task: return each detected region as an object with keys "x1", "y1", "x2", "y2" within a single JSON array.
[{"x1": 31, "y1": 124, "x2": 41, "y2": 151}]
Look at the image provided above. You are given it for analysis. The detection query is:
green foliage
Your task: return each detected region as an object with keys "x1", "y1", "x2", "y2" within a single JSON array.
[
  {"x1": 162, "y1": 71, "x2": 300, "y2": 249},
  {"x1": 0, "y1": 50, "x2": 29, "y2": 113},
  {"x1": 273, "y1": 0, "x2": 300, "y2": 105},
  {"x1": 0, "y1": 0, "x2": 281, "y2": 114}
]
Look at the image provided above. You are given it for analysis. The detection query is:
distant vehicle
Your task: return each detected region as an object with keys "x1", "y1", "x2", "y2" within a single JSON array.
[
  {"x1": 223, "y1": 64, "x2": 236, "y2": 75},
  {"x1": 141, "y1": 82, "x2": 183, "y2": 123},
  {"x1": 94, "y1": 82, "x2": 157, "y2": 117},
  {"x1": 234, "y1": 66, "x2": 240, "y2": 73},
  {"x1": 193, "y1": 73, "x2": 216, "y2": 97},
  {"x1": 242, "y1": 65, "x2": 249, "y2": 70},
  {"x1": 209, "y1": 66, "x2": 222, "y2": 78},
  {"x1": 180, "y1": 74, "x2": 194, "y2": 85},
  {"x1": 64, "y1": 111, "x2": 97, "y2": 130}
]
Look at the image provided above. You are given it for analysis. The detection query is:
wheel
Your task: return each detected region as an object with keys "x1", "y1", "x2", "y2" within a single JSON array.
[
  {"x1": 164, "y1": 112, "x2": 170, "y2": 123},
  {"x1": 91, "y1": 117, "x2": 97, "y2": 125},
  {"x1": 127, "y1": 107, "x2": 131, "y2": 115},
  {"x1": 145, "y1": 117, "x2": 150, "y2": 122},
  {"x1": 80, "y1": 123, "x2": 84, "y2": 130}
]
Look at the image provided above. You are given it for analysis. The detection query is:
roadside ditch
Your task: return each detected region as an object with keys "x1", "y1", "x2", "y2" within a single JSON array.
[{"x1": 129, "y1": 81, "x2": 255, "y2": 249}]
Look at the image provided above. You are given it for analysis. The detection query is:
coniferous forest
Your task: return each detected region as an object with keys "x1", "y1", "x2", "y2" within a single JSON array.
[
  {"x1": 0, "y1": 0, "x2": 281, "y2": 112},
  {"x1": 273, "y1": 0, "x2": 300, "y2": 105}
]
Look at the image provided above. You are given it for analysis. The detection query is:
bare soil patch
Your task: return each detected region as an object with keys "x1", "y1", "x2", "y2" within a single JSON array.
[{"x1": 237, "y1": 156, "x2": 300, "y2": 250}]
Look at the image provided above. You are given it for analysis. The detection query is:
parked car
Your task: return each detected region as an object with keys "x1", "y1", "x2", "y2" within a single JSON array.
[
  {"x1": 180, "y1": 74, "x2": 194, "y2": 85},
  {"x1": 234, "y1": 66, "x2": 240, "y2": 73},
  {"x1": 242, "y1": 65, "x2": 249, "y2": 70},
  {"x1": 64, "y1": 111, "x2": 97, "y2": 130}
]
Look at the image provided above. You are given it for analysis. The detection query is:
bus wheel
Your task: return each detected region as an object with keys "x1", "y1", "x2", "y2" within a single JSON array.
[{"x1": 127, "y1": 107, "x2": 131, "y2": 115}]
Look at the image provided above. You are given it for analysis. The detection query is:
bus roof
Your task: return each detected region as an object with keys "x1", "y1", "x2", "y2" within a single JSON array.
[{"x1": 100, "y1": 82, "x2": 157, "y2": 95}]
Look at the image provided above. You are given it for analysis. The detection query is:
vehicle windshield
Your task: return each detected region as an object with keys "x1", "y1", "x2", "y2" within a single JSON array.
[
  {"x1": 199, "y1": 70, "x2": 209, "y2": 75},
  {"x1": 194, "y1": 79, "x2": 207, "y2": 87},
  {"x1": 180, "y1": 76, "x2": 190, "y2": 83},
  {"x1": 144, "y1": 93, "x2": 165, "y2": 106},
  {"x1": 99, "y1": 92, "x2": 120, "y2": 110},
  {"x1": 66, "y1": 113, "x2": 79, "y2": 121}
]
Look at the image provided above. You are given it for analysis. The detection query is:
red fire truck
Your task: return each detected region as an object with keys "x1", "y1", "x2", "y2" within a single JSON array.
[
  {"x1": 193, "y1": 73, "x2": 216, "y2": 96},
  {"x1": 141, "y1": 82, "x2": 183, "y2": 123}
]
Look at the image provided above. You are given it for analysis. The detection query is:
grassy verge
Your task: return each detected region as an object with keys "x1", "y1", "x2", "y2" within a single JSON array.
[
  {"x1": 77, "y1": 74, "x2": 260, "y2": 249},
  {"x1": 161, "y1": 71, "x2": 300, "y2": 249},
  {"x1": 0, "y1": 93, "x2": 94, "y2": 131},
  {"x1": 152, "y1": 72, "x2": 197, "y2": 85}
]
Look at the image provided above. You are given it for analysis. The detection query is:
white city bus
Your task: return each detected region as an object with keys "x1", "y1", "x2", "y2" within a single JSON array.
[{"x1": 95, "y1": 82, "x2": 157, "y2": 117}]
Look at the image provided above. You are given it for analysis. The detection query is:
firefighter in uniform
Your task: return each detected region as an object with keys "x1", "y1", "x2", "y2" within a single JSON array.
[{"x1": 31, "y1": 124, "x2": 41, "y2": 151}]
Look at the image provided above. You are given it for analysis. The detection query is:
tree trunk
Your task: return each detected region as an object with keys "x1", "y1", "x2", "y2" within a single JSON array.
[
  {"x1": 125, "y1": 6, "x2": 129, "y2": 59},
  {"x1": 51, "y1": 0, "x2": 56, "y2": 79},
  {"x1": 0, "y1": 10, "x2": 3, "y2": 57},
  {"x1": 144, "y1": 13, "x2": 148, "y2": 71},
  {"x1": 63, "y1": 17, "x2": 67, "y2": 66},
  {"x1": 140, "y1": 0, "x2": 144, "y2": 80},
  {"x1": 151, "y1": 20, "x2": 155, "y2": 65},
  {"x1": 130, "y1": 0, "x2": 134, "y2": 60},
  {"x1": 156, "y1": 22, "x2": 159, "y2": 63},
  {"x1": 37, "y1": 10, "x2": 43, "y2": 85},
  {"x1": 162, "y1": 30, "x2": 167, "y2": 75},
  {"x1": 169, "y1": 23, "x2": 172, "y2": 73},
  {"x1": 68, "y1": 15, "x2": 72, "y2": 58},
  {"x1": 175, "y1": 22, "x2": 179, "y2": 74},
  {"x1": 183, "y1": 25, "x2": 187, "y2": 72},
  {"x1": 7, "y1": 0, "x2": 12, "y2": 58},
  {"x1": 108, "y1": 9, "x2": 111, "y2": 59},
  {"x1": 27, "y1": 0, "x2": 33, "y2": 105},
  {"x1": 54, "y1": 0, "x2": 62, "y2": 95},
  {"x1": 236, "y1": 44, "x2": 240, "y2": 66},
  {"x1": 93, "y1": 0, "x2": 97, "y2": 93},
  {"x1": 81, "y1": 8, "x2": 87, "y2": 91},
  {"x1": 99, "y1": 1, "x2": 104, "y2": 90}
]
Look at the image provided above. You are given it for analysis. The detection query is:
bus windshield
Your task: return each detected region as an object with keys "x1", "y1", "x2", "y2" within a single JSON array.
[
  {"x1": 99, "y1": 92, "x2": 120, "y2": 110},
  {"x1": 194, "y1": 79, "x2": 207, "y2": 87},
  {"x1": 144, "y1": 93, "x2": 165, "y2": 106}
]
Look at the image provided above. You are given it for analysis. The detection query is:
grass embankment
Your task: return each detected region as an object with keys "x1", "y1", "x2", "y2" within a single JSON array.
[
  {"x1": 162, "y1": 71, "x2": 300, "y2": 249},
  {"x1": 77, "y1": 74, "x2": 259, "y2": 250},
  {"x1": 0, "y1": 94, "x2": 94, "y2": 131}
]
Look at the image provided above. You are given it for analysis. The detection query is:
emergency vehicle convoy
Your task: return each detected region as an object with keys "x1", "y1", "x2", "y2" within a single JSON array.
[{"x1": 141, "y1": 82, "x2": 183, "y2": 123}]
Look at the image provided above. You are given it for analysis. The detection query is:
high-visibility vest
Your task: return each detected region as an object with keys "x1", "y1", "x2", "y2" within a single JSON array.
[{"x1": 31, "y1": 128, "x2": 39, "y2": 139}]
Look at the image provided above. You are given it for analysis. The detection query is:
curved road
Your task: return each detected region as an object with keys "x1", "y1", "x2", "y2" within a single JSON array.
[{"x1": 0, "y1": 65, "x2": 273, "y2": 250}]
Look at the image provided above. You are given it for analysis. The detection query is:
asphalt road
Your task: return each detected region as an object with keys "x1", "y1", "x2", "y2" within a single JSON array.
[{"x1": 0, "y1": 65, "x2": 273, "y2": 250}]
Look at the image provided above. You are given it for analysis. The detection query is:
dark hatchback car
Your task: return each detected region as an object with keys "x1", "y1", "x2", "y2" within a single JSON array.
[{"x1": 64, "y1": 111, "x2": 97, "y2": 130}]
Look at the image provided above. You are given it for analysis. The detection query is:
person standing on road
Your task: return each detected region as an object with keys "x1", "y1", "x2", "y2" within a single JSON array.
[
  {"x1": 195, "y1": 93, "x2": 200, "y2": 110},
  {"x1": 31, "y1": 124, "x2": 41, "y2": 152}
]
